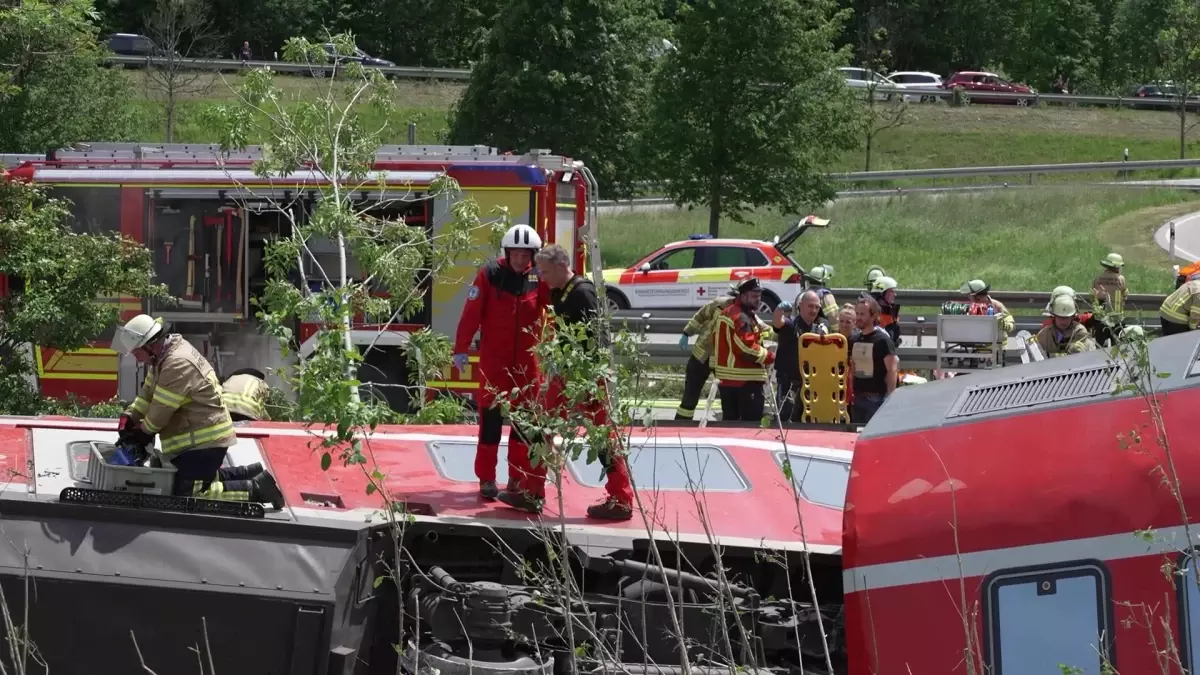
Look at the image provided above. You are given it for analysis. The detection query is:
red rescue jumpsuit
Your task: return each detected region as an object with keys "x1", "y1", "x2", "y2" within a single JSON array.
[
  {"x1": 519, "y1": 275, "x2": 633, "y2": 506},
  {"x1": 454, "y1": 257, "x2": 550, "y2": 485}
]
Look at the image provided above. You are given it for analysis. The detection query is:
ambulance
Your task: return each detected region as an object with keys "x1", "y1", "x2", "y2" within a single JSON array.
[{"x1": 600, "y1": 215, "x2": 829, "y2": 312}]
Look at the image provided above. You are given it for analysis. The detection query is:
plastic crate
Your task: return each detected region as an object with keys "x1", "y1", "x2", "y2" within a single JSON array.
[{"x1": 86, "y1": 442, "x2": 177, "y2": 496}]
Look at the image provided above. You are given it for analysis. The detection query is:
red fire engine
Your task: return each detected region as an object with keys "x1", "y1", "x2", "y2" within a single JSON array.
[{"x1": 2, "y1": 142, "x2": 596, "y2": 409}]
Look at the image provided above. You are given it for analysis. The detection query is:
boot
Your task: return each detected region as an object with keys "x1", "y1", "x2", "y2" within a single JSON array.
[
  {"x1": 586, "y1": 498, "x2": 633, "y2": 521},
  {"x1": 251, "y1": 471, "x2": 285, "y2": 510},
  {"x1": 497, "y1": 490, "x2": 542, "y2": 515},
  {"x1": 505, "y1": 477, "x2": 520, "y2": 493},
  {"x1": 479, "y1": 480, "x2": 499, "y2": 500},
  {"x1": 219, "y1": 462, "x2": 264, "y2": 481}
]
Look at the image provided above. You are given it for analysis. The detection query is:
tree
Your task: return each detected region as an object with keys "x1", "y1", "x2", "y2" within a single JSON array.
[
  {"x1": 0, "y1": 180, "x2": 166, "y2": 415},
  {"x1": 1157, "y1": 0, "x2": 1200, "y2": 158},
  {"x1": 645, "y1": 0, "x2": 861, "y2": 236},
  {"x1": 142, "y1": 0, "x2": 220, "y2": 142},
  {"x1": 0, "y1": 0, "x2": 138, "y2": 153},
  {"x1": 859, "y1": 28, "x2": 907, "y2": 172},
  {"x1": 1004, "y1": 0, "x2": 1101, "y2": 92},
  {"x1": 447, "y1": 0, "x2": 667, "y2": 198}
]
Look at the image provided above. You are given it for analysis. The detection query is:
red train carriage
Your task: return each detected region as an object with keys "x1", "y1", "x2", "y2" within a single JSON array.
[
  {"x1": 2, "y1": 143, "x2": 595, "y2": 408},
  {"x1": 843, "y1": 330, "x2": 1200, "y2": 675}
]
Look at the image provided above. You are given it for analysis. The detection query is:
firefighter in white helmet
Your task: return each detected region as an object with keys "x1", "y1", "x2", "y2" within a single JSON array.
[
  {"x1": 222, "y1": 368, "x2": 271, "y2": 422},
  {"x1": 114, "y1": 315, "x2": 284, "y2": 508},
  {"x1": 452, "y1": 223, "x2": 549, "y2": 500},
  {"x1": 1035, "y1": 296, "x2": 1097, "y2": 357},
  {"x1": 960, "y1": 279, "x2": 1015, "y2": 336}
]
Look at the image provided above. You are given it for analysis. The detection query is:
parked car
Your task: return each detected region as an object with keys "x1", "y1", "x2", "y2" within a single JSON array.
[
  {"x1": 887, "y1": 71, "x2": 944, "y2": 103},
  {"x1": 1131, "y1": 82, "x2": 1200, "y2": 112},
  {"x1": 321, "y1": 43, "x2": 395, "y2": 68},
  {"x1": 942, "y1": 71, "x2": 1036, "y2": 106},
  {"x1": 838, "y1": 67, "x2": 894, "y2": 101},
  {"x1": 106, "y1": 33, "x2": 178, "y2": 61}
]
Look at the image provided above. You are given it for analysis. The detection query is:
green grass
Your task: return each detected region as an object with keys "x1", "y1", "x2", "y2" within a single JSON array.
[{"x1": 599, "y1": 187, "x2": 1200, "y2": 296}]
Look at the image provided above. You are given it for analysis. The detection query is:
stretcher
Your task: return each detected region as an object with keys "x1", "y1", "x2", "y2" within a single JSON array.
[{"x1": 797, "y1": 333, "x2": 850, "y2": 424}]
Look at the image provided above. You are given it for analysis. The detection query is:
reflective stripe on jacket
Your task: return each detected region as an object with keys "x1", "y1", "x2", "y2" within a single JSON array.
[
  {"x1": 1160, "y1": 280, "x2": 1200, "y2": 329},
  {"x1": 125, "y1": 335, "x2": 235, "y2": 457},
  {"x1": 1035, "y1": 322, "x2": 1097, "y2": 357},
  {"x1": 712, "y1": 303, "x2": 774, "y2": 383},
  {"x1": 222, "y1": 374, "x2": 269, "y2": 421},
  {"x1": 684, "y1": 296, "x2": 736, "y2": 362}
]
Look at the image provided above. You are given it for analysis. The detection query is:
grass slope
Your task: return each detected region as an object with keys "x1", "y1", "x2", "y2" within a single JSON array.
[
  {"x1": 125, "y1": 72, "x2": 1200, "y2": 169},
  {"x1": 599, "y1": 187, "x2": 1199, "y2": 296}
]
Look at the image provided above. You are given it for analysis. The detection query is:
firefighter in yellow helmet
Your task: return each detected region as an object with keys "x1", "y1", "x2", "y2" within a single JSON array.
[
  {"x1": 1159, "y1": 271, "x2": 1200, "y2": 336},
  {"x1": 1035, "y1": 296, "x2": 1097, "y2": 357},
  {"x1": 803, "y1": 264, "x2": 839, "y2": 319},
  {"x1": 1094, "y1": 253, "x2": 1127, "y2": 315},
  {"x1": 114, "y1": 315, "x2": 284, "y2": 509},
  {"x1": 222, "y1": 368, "x2": 271, "y2": 422},
  {"x1": 864, "y1": 265, "x2": 886, "y2": 290}
]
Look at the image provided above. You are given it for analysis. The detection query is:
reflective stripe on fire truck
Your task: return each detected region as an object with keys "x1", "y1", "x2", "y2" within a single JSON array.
[
  {"x1": 842, "y1": 524, "x2": 1190, "y2": 593},
  {"x1": 605, "y1": 266, "x2": 789, "y2": 286},
  {"x1": 35, "y1": 346, "x2": 119, "y2": 381}
]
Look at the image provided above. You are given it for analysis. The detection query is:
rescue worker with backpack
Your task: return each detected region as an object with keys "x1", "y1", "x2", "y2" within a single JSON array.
[
  {"x1": 712, "y1": 277, "x2": 776, "y2": 421},
  {"x1": 674, "y1": 284, "x2": 771, "y2": 420},
  {"x1": 222, "y1": 368, "x2": 270, "y2": 421},
  {"x1": 453, "y1": 224, "x2": 550, "y2": 501},
  {"x1": 499, "y1": 244, "x2": 635, "y2": 521},
  {"x1": 114, "y1": 314, "x2": 284, "y2": 509},
  {"x1": 1036, "y1": 296, "x2": 1098, "y2": 357}
]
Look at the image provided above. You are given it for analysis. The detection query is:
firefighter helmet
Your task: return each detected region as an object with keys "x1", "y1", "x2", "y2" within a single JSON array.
[
  {"x1": 807, "y1": 264, "x2": 834, "y2": 284},
  {"x1": 501, "y1": 224, "x2": 542, "y2": 250},
  {"x1": 1101, "y1": 253, "x2": 1125, "y2": 269},
  {"x1": 1050, "y1": 285, "x2": 1077, "y2": 300},
  {"x1": 865, "y1": 265, "x2": 886, "y2": 285},
  {"x1": 114, "y1": 314, "x2": 164, "y2": 355},
  {"x1": 870, "y1": 276, "x2": 898, "y2": 293},
  {"x1": 961, "y1": 279, "x2": 990, "y2": 295},
  {"x1": 1049, "y1": 295, "x2": 1078, "y2": 318},
  {"x1": 734, "y1": 277, "x2": 763, "y2": 294}
]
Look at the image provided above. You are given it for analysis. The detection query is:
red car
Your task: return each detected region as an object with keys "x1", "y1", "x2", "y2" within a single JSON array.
[{"x1": 942, "y1": 71, "x2": 1036, "y2": 106}]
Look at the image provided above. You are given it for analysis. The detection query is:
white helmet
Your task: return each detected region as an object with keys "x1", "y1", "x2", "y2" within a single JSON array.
[
  {"x1": 1048, "y1": 295, "x2": 1078, "y2": 319},
  {"x1": 501, "y1": 224, "x2": 542, "y2": 251},
  {"x1": 114, "y1": 314, "x2": 164, "y2": 355}
]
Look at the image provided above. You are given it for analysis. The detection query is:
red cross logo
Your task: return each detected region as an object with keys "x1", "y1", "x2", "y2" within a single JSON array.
[{"x1": 697, "y1": 287, "x2": 706, "y2": 296}]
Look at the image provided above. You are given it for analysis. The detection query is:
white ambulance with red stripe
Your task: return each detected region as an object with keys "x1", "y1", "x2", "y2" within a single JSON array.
[{"x1": 601, "y1": 215, "x2": 829, "y2": 311}]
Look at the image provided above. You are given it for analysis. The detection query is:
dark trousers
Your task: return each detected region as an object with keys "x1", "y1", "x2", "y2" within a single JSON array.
[
  {"x1": 675, "y1": 355, "x2": 713, "y2": 420},
  {"x1": 1161, "y1": 319, "x2": 1190, "y2": 336},
  {"x1": 851, "y1": 392, "x2": 886, "y2": 424},
  {"x1": 170, "y1": 447, "x2": 255, "y2": 499},
  {"x1": 718, "y1": 382, "x2": 765, "y2": 422},
  {"x1": 775, "y1": 373, "x2": 797, "y2": 422}
]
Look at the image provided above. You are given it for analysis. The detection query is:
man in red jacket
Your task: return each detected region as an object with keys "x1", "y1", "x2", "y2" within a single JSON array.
[{"x1": 454, "y1": 224, "x2": 549, "y2": 500}]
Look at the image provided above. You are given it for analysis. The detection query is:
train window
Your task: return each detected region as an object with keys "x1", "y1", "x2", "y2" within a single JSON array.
[
  {"x1": 1179, "y1": 553, "x2": 1200, "y2": 673},
  {"x1": 426, "y1": 440, "x2": 550, "y2": 486},
  {"x1": 772, "y1": 451, "x2": 849, "y2": 508},
  {"x1": 984, "y1": 563, "x2": 1113, "y2": 675},
  {"x1": 569, "y1": 442, "x2": 748, "y2": 492}
]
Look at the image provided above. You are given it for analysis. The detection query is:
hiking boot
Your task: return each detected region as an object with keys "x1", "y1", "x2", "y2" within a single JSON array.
[
  {"x1": 251, "y1": 471, "x2": 285, "y2": 510},
  {"x1": 505, "y1": 478, "x2": 520, "y2": 493},
  {"x1": 221, "y1": 462, "x2": 264, "y2": 481},
  {"x1": 497, "y1": 490, "x2": 543, "y2": 515},
  {"x1": 479, "y1": 480, "x2": 499, "y2": 500},
  {"x1": 586, "y1": 498, "x2": 633, "y2": 521}
]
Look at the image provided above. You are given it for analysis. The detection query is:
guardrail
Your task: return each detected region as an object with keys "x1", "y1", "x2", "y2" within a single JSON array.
[
  {"x1": 832, "y1": 158, "x2": 1200, "y2": 183},
  {"x1": 108, "y1": 54, "x2": 472, "y2": 81},
  {"x1": 860, "y1": 84, "x2": 1200, "y2": 110}
]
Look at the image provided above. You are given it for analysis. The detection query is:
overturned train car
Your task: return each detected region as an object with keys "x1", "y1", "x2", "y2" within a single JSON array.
[{"x1": 0, "y1": 419, "x2": 853, "y2": 675}]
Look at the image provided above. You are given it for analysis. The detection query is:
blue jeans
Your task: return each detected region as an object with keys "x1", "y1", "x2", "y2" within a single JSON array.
[{"x1": 852, "y1": 393, "x2": 886, "y2": 424}]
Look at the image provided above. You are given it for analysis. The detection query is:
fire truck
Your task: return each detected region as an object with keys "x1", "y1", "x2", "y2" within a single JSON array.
[{"x1": 2, "y1": 142, "x2": 597, "y2": 410}]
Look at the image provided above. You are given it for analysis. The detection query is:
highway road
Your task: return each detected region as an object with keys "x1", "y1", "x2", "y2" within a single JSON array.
[{"x1": 1143, "y1": 179, "x2": 1200, "y2": 262}]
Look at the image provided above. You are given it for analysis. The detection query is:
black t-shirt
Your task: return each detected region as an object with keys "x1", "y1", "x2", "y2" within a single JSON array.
[
  {"x1": 849, "y1": 326, "x2": 896, "y2": 395},
  {"x1": 775, "y1": 316, "x2": 829, "y2": 380},
  {"x1": 550, "y1": 275, "x2": 603, "y2": 348}
]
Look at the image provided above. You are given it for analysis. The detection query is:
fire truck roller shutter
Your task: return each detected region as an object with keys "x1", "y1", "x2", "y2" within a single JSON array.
[{"x1": 429, "y1": 188, "x2": 536, "y2": 339}]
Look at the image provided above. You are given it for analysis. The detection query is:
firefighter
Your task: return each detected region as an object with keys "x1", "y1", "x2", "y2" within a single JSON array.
[
  {"x1": 1035, "y1": 296, "x2": 1097, "y2": 357},
  {"x1": 1159, "y1": 272, "x2": 1200, "y2": 336},
  {"x1": 500, "y1": 244, "x2": 635, "y2": 520},
  {"x1": 712, "y1": 277, "x2": 775, "y2": 421},
  {"x1": 453, "y1": 223, "x2": 549, "y2": 500},
  {"x1": 1094, "y1": 253, "x2": 1127, "y2": 315},
  {"x1": 864, "y1": 265, "x2": 887, "y2": 290},
  {"x1": 960, "y1": 279, "x2": 1015, "y2": 335},
  {"x1": 1175, "y1": 261, "x2": 1200, "y2": 289},
  {"x1": 803, "y1": 264, "x2": 839, "y2": 319},
  {"x1": 113, "y1": 315, "x2": 284, "y2": 509},
  {"x1": 222, "y1": 368, "x2": 270, "y2": 421},
  {"x1": 675, "y1": 284, "x2": 771, "y2": 420},
  {"x1": 868, "y1": 276, "x2": 901, "y2": 345}
]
